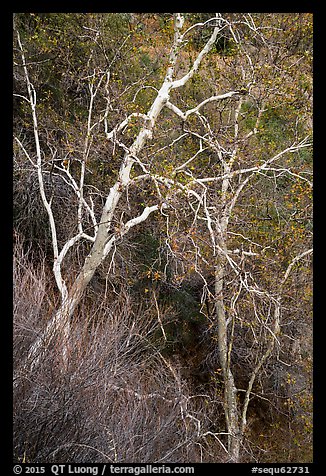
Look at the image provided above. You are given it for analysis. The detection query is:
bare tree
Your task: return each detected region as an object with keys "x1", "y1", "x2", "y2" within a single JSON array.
[
  {"x1": 14, "y1": 13, "x2": 312, "y2": 462},
  {"x1": 14, "y1": 13, "x2": 230, "y2": 370},
  {"x1": 129, "y1": 13, "x2": 312, "y2": 461}
]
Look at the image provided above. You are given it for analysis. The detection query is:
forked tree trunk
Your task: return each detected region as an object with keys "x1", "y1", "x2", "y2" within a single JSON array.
[
  {"x1": 14, "y1": 14, "x2": 222, "y2": 379},
  {"x1": 20, "y1": 229, "x2": 109, "y2": 373}
]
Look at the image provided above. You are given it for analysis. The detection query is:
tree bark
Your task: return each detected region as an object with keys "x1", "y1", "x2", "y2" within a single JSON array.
[
  {"x1": 215, "y1": 255, "x2": 241, "y2": 462},
  {"x1": 15, "y1": 14, "x2": 223, "y2": 378}
]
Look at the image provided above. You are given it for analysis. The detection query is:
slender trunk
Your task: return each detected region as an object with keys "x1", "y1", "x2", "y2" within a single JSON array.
[
  {"x1": 215, "y1": 258, "x2": 241, "y2": 462},
  {"x1": 224, "y1": 368, "x2": 241, "y2": 462}
]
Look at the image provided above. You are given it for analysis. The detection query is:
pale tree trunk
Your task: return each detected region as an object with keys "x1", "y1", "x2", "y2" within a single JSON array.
[
  {"x1": 214, "y1": 225, "x2": 313, "y2": 462},
  {"x1": 26, "y1": 253, "x2": 100, "y2": 372},
  {"x1": 23, "y1": 80, "x2": 168, "y2": 373},
  {"x1": 215, "y1": 251, "x2": 241, "y2": 462},
  {"x1": 15, "y1": 14, "x2": 222, "y2": 377},
  {"x1": 214, "y1": 153, "x2": 242, "y2": 461},
  {"x1": 24, "y1": 200, "x2": 165, "y2": 373}
]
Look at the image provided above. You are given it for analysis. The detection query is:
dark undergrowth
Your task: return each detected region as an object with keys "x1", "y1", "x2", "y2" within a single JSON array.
[
  {"x1": 13, "y1": 236, "x2": 226, "y2": 463},
  {"x1": 13, "y1": 234, "x2": 312, "y2": 463}
]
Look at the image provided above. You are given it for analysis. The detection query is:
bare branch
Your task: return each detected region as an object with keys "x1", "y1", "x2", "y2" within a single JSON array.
[
  {"x1": 282, "y1": 248, "x2": 313, "y2": 287},
  {"x1": 166, "y1": 90, "x2": 240, "y2": 121},
  {"x1": 171, "y1": 15, "x2": 221, "y2": 89}
]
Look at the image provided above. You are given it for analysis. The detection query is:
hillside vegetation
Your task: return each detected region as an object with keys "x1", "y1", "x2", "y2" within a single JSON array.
[{"x1": 13, "y1": 13, "x2": 312, "y2": 463}]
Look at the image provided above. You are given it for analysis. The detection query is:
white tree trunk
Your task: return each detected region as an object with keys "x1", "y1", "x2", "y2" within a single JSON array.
[
  {"x1": 14, "y1": 14, "x2": 223, "y2": 377},
  {"x1": 215, "y1": 255, "x2": 241, "y2": 462}
]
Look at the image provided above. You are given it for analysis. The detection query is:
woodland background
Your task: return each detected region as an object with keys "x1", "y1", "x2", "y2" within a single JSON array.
[{"x1": 13, "y1": 13, "x2": 313, "y2": 463}]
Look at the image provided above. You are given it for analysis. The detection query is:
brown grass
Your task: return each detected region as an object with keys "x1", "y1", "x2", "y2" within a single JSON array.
[{"x1": 13, "y1": 236, "x2": 225, "y2": 463}]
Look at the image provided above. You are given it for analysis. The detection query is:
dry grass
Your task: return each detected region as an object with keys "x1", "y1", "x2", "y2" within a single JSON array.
[{"x1": 13, "y1": 236, "x2": 225, "y2": 463}]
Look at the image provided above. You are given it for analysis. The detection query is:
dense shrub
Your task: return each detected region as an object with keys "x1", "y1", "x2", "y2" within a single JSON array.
[{"x1": 13, "y1": 239, "x2": 226, "y2": 463}]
